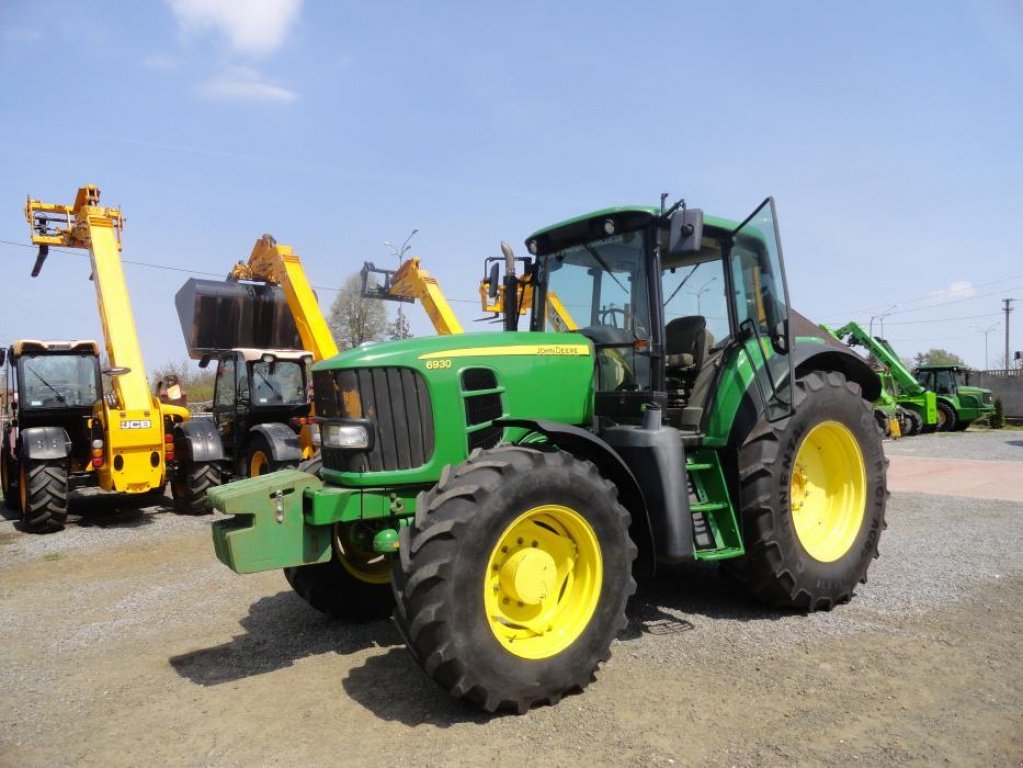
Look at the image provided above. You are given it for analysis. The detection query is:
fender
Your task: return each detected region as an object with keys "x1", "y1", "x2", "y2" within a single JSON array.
[
  {"x1": 250, "y1": 422, "x2": 303, "y2": 463},
  {"x1": 20, "y1": 426, "x2": 71, "y2": 461},
  {"x1": 793, "y1": 344, "x2": 881, "y2": 402},
  {"x1": 174, "y1": 419, "x2": 225, "y2": 464},
  {"x1": 498, "y1": 418, "x2": 657, "y2": 576}
]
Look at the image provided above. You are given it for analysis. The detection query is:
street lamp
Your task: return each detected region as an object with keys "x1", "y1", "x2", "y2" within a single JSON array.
[
  {"x1": 869, "y1": 304, "x2": 897, "y2": 337},
  {"x1": 384, "y1": 228, "x2": 419, "y2": 265},
  {"x1": 687, "y1": 277, "x2": 717, "y2": 315},
  {"x1": 971, "y1": 322, "x2": 999, "y2": 370},
  {"x1": 383, "y1": 229, "x2": 418, "y2": 336}
]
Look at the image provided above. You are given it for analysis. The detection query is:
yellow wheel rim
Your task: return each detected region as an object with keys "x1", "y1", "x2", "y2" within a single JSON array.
[
  {"x1": 333, "y1": 524, "x2": 390, "y2": 585},
  {"x1": 790, "y1": 421, "x2": 867, "y2": 563},
  {"x1": 484, "y1": 504, "x2": 603, "y2": 660},
  {"x1": 249, "y1": 450, "x2": 271, "y2": 477}
]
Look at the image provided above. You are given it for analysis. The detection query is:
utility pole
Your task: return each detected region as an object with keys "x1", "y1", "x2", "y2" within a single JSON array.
[{"x1": 1003, "y1": 298, "x2": 1014, "y2": 372}]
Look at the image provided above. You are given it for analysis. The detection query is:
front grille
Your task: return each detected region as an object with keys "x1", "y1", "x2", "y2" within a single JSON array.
[
  {"x1": 462, "y1": 367, "x2": 504, "y2": 452},
  {"x1": 314, "y1": 367, "x2": 434, "y2": 472}
]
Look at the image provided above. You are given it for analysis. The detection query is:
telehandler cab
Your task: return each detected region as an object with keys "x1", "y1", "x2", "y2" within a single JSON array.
[
  {"x1": 209, "y1": 196, "x2": 887, "y2": 712},
  {"x1": 171, "y1": 235, "x2": 338, "y2": 511}
]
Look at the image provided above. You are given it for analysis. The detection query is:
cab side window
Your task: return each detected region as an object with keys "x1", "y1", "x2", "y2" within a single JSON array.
[{"x1": 214, "y1": 357, "x2": 236, "y2": 408}]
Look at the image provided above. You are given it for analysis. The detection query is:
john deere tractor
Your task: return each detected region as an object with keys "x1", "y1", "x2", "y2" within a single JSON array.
[{"x1": 209, "y1": 196, "x2": 887, "y2": 713}]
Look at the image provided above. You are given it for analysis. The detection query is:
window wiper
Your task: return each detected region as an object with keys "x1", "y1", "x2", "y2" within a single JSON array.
[
  {"x1": 27, "y1": 367, "x2": 66, "y2": 403},
  {"x1": 254, "y1": 369, "x2": 281, "y2": 398},
  {"x1": 583, "y1": 244, "x2": 629, "y2": 295},
  {"x1": 662, "y1": 264, "x2": 699, "y2": 308}
]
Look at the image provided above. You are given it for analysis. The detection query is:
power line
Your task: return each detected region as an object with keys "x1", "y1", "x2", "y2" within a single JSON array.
[{"x1": 0, "y1": 238, "x2": 485, "y2": 304}]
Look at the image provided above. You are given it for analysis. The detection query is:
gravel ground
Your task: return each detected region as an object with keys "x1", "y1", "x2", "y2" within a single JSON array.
[
  {"x1": 1, "y1": 431, "x2": 1021, "y2": 766},
  {"x1": 883, "y1": 425, "x2": 1023, "y2": 462}
]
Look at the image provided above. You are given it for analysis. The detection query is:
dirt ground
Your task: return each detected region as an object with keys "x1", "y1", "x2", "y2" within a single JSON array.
[{"x1": 2, "y1": 431, "x2": 1022, "y2": 767}]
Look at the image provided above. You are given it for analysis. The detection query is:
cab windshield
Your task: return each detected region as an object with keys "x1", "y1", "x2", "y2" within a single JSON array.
[
  {"x1": 540, "y1": 229, "x2": 652, "y2": 391},
  {"x1": 248, "y1": 360, "x2": 307, "y2": 406},
  {"x1": 20, "y1": 353, "x2": 99, "y2": 408}
]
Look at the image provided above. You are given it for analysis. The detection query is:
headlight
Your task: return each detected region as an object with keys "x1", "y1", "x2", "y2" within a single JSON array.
[{"x1": 322, "y1": 422, "x2": 371, "y2": 450}]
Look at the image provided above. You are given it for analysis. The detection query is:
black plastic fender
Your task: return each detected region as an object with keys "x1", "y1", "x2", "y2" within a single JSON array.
[
  {"x1": 249, "y1": 422, "x2": 303, "y2": 463},
  {"x1": 497, "y1": 418, "x2": 657, "y2": 576},
  {"x1": 20, "y1": 426, "x2": 71, "y2": 461},
  {"x1": 793, "y1": 345, "x2": 881, "y2": 402},
  {"x1": 174, "y1": 419, "x2": 225, "y2": 464}
]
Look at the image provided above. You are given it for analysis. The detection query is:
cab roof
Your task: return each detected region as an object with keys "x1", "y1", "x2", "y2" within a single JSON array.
[{"x1": 12, "y1": 339, "x2": 99, "y2": 357}]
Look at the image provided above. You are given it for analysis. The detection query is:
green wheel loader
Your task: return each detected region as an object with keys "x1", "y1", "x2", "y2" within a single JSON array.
[{"x1": 209, "y1": 196, "x2": 887, "y2": 713}]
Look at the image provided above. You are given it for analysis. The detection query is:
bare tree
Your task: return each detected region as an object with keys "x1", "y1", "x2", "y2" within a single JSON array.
[{"x1": 328, "y1": 274, "x2": 389, "y2": 350}]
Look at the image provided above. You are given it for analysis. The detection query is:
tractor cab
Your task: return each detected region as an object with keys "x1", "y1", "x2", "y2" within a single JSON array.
[
  {"x1": 525, "y1": 198, "x2": 793, "y2": 432},
  {"x1": 204, "y1": 348, "x2": 314, "y2": 478}
]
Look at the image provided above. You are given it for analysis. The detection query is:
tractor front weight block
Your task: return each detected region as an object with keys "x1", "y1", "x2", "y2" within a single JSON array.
[{"x1": 209, "y1": 469, "x2": 332, "y2": 574}]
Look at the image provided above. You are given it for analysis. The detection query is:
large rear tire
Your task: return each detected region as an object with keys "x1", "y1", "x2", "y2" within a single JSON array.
[
  {"x1": 20, "y1": 458, "x2": 68, "y2": 533},
  {"x1": 283, "y1": 455, "x2": 394, "y2": 621},
  {"x1": 392, "y1": 446, "x2": 636, "y2": 713},
  {"x1": 725, "y1": 371, "x2": 887, "y2": 611},
  {"x1": 171, "y1": 461, "x2": 222, "y2": 515}
]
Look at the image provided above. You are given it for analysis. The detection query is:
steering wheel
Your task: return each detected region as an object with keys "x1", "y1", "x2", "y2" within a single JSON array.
[{"x1": 599, "y1": 306, "x2": 628, "y2": 328}]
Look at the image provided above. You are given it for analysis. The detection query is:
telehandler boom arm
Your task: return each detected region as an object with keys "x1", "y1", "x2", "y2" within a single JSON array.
[
  {"x1": 25, "y1": 185, "x2": 152, "y2": 412},
  {"x1": 822, "y1": 321, "x2": 926, "y2": 396},
  {"x1": 361, "y1": 257, "x2": 464, "y2": 335},
  {"x1": 229, "y1": 235, "x2": 339, "y2": 360}
]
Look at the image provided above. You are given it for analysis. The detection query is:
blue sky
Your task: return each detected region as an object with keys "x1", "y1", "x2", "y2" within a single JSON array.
[{"x1": 1, "y1": 0, "x2": 1021, "y2": 370}]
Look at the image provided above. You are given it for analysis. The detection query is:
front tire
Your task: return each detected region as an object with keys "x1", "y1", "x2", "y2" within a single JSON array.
[
  {"x1": 20, "y1": 458, "x2": 68, "y2": 533},
  {"x1": 283, "y1": 455, "x2": 394, "y2": 621},
  {"x1": 936, "y1": 401, "x2": 957, "y2": 432},
  {"x1": 246, "y1": 435, "x2": 297, "y2": 478},
  {"x1": 726, "y1": 371, "x2": 887, "y2": 611},
  {"x1": 171, "y1": 461, "x2": 222, "y2": 515},
  {"x1": 392, "y1": 446, "x2": 636, "y2": 713}
]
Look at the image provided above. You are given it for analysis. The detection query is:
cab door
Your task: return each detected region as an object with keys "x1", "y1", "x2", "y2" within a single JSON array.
[{"x1": 729, "y1": 198, "x2": 794, "y2": 421}]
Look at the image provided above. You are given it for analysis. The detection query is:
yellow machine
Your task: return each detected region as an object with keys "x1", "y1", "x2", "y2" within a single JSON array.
[
  {"x1": 361, "y1": 257, "x2": 464, "y2": 335},
  {"x1": 9, "y1": 185, "x2": 191, "y2": 529},
  {"x1": 173, "y1": 235, "x2": 339, "y2": 499}
]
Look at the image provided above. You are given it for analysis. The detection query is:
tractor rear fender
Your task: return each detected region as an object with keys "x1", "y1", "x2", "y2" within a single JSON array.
[
  {"x1": 793, "y1": 346, "x2": 881, "y2": 402},
  {"x1": 19, "y1": 426, "x2": 72, "y2": 461},
  {"x1": 498, "y1": 418, "x2": 657, "y2": 576},
  {"x1": 249, "y1": 422, "x2": 303, "y2": 463},
  {"x1": 174, "y1": 419, "x2": 225, "y2": 464}
]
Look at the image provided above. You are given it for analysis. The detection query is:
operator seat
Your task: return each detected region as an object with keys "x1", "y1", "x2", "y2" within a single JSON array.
[{"x1": 665, "y1": 316, "x2": 712, "y2": 391}]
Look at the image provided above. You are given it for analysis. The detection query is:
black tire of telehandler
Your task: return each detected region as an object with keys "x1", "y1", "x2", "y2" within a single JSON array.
[
  {"x1": 723, "y1": 371, "x2": 887, "y2": 611},
  {"x1": 904, "y1": 409, "x2": 923, "y2": 436},
  {"x1": 245, "y1": 435, "x2": 297, "y2": 478},
  {"x1": 171, "y1": 462, "x2": 222, "y2": 515},
  {"x1": 391, "y1": 446, "x2": 637, "y2": 714},
  {"x1": 953, "y1": 419, "x2": 972, "y2": 432},
  {"x1": 283, "y1": 453, "x2": 394, "y2": 621},
  {"x1": 20, "y1": 459, "x2": 68, "y2": 533},
  {"x1": 1, "y1": 448, "x2": 18, "y2": 511},
  {"x1": 873, "y1": 410, "x2": 891, "y2": 437},
  {"x1": 936, "y1": 401, "x2": 957, "y2": 432}
]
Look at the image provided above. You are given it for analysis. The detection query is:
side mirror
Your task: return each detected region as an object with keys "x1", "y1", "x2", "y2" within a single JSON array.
[
  {"x1": 665, "y1": 208, "x2": 704, "y2": 256},
  {"x1": 0, "y1": 349, "x2": 6, "y2": 367},
  {"x1": 198, "y1": 354, "x2": 211, "y2": 370},
  {"x1": 771, "y1": 320, "x2": 789, "y2": 354}
]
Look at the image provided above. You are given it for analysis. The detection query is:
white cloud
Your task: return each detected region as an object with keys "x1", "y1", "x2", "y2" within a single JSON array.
[
  {"x1": 926, "y1": 280, "x2": 976, "y2": 306},
  {"x1": 196, "y1": 67, "x2": 298, "y2": 104},
  {"x1": 167, "y1": 0, "x2": 302, "y2": 57}
]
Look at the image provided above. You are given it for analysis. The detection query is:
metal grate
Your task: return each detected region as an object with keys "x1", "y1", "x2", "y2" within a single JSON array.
[
  {"x1": 314, "y1": 367, "x2": 434, "y2": 472},
  {"x1": 461, "y1": 368, "x2": 497, "y2": 392},
  {"x1": 462, "y1": 368, "x2": 504, "y2": 452}
]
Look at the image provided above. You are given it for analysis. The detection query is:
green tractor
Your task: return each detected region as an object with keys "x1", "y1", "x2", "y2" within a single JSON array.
[
  {"x1": 913, "y1": 364, "x2": 995, "y2": 431},
  {"x1": 209, "y1": 197, "x2": 887, "y2": 713}
]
